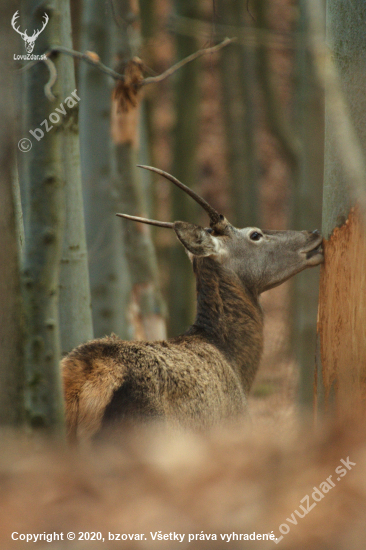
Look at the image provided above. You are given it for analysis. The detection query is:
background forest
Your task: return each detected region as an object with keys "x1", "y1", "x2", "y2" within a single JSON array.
[
  {"x1": 2, "y1": 0, "x2": 331, "y2": 431},
  {"x1": 1, "y1": 0, "x2": 366, "y2": 548}
]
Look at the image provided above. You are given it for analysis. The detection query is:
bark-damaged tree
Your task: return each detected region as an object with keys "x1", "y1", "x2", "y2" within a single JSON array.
[{"x1": 314, "y1": 0, "x2": 366, "y2": 420}]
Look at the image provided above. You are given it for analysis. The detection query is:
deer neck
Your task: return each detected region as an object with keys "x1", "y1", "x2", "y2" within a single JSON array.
[{"x1": 187, "y1": 257, "x2": 264, "y2": 393}]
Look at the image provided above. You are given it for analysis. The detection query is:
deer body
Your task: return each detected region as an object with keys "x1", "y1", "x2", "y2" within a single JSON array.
[{"x1": 62, "y1": 167, "x2": 323, "y2": 441}]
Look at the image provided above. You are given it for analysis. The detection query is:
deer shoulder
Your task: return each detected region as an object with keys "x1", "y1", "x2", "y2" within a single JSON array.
[{"x1": 62, "y1": 166, "x2": 323, "y2": 441}]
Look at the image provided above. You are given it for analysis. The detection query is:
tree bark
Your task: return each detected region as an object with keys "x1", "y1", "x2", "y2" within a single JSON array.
[
  {"x1": 0, "y1": 3, "x2": 25, "y2": 427},
  {"x1": 292, "y1": 0, "x2": 324, "y2": 408},
  {"x1": 316, "y1": 0, "x2": 366, "y2": 420},
  {"x1": 111, "y1": 0, "x2": 167, "y2": 341},
  {"x1": 20, "y1": 0, "x2": 66, "y2": 433},
  {"x1": 79, "y1": 0, "x2": 132, "y2": 340},
  {"x1": 58, "y1": 0, "x2": 93, "y2": 355},
  {"x1": 169, "y1": 0, "x2": 200, "y2": 336},
  {"x1": 218, "y1": 0, "x2": 258, "y2": 228}
]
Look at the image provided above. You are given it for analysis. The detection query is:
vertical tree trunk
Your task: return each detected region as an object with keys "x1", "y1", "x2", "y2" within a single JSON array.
[
  {"x1": 292, "y1": 0, "x2": 324, "y2": 408},
  {"x1": 218, "y1": 0, "x2": 258, "y2": 228},
  {"x1": 111, "y1": 0, "x2": 167, "y2": 341},
  {"x1": 255, "y1": 0, "x2": 300, "y2": 174},
  {"x1": 316, "y1": 0, "x2": 366, "y2": 420},
  {"x1": 169, "y1": 0, "x2": 200, "y2": 336},
  {"x1": 20, "y1": 0, "x2": 66, "y2": 433},
  {"x1": 0, "y1": 3, "x2": 25, "y2": 427},
  {"x1": 79, "y1": 0, "x2": 132, "y2": 340},
  {"x1": 58, "y1": 0, "x2": 93, "y2": 355}
]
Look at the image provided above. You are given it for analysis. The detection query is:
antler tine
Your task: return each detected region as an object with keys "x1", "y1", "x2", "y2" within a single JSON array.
[
  {"x1": 116, "y1": 213, "x2": 174, "y2": 229},
  {"x1": 137, "y1": 165, "x2": 221, "y2": 225}
]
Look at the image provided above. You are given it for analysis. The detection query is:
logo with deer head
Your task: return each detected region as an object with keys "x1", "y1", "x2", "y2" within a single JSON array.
[{"x1": 11, "y1": 10, "x2": 49, "y2": 54}]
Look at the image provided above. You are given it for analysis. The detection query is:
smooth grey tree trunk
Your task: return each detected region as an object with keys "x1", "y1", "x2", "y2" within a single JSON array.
[
  {"x1": 169, "y1": 0, "x2": 200, "y2": 336},
  {"x1": 111, "y1": 0, "x2": 167, "y2": 341},
  {"x1": 58, "y1": 0, "x2": 93, "y2": 355},
  {"x1": 315, "y1": 0, "x2": 366, "y2": 420},
  {"x1": 79, "y1": 0, "x2": 132, "y2": 340},
  {"x1": 292, "y1": 0, "x2": 324, "y2": 408},
  {"x1": 20, "y1": 0, "x2": 66, "y2": 433},
  {"x1": 0, "y1": 3, "x2": 25, "y2": 427},
  {"x1": 218, "y1": 0, "x2": 258, "y2": 228},
  {"x1": 255, "y1": 0, "x2": 300, "y2": 172}
]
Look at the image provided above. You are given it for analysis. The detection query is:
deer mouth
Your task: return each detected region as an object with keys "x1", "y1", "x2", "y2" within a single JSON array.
[{"x1": 304, "y1": 236, "x2": 324, "y2": 262}]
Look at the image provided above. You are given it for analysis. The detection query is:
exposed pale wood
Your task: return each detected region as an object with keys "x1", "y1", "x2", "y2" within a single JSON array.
[{"x1": 318, "y1": 207, "x2": 366, "y2": 419}]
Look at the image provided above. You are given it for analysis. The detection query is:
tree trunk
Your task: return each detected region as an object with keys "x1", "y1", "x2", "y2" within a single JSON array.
[
  {"x1": 79, "y1": 0, "x2": 132, "y2": 340},
  {"x1": 0, "y1": 3, "x2": 25, "y2": 427},
  {"x1": 111, "y1": 0, "x2": 167, "y2": 341},
  {"x1": 316, "y1": 0, "x2": 366, "y2": 420},
  {"x1": 58, "y1": 0, "x2": 93, "y2": 355},
  {"x1": 255, "y1": 0, "x2": 300, "y2": 174},
  {"x1": 292, "y1": 0, "x2": 324, "y2": 408},
  {"x1": 169, "y1": 0, "x2": 200, "y2": 336},
  {"x1": 20, "y1": 0, "x2": 66, "y2": 433},
  {"x1": 218, "y1": 0, "x2": 258, "y2": 228}
]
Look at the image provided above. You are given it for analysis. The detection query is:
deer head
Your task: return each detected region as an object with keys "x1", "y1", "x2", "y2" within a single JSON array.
[
  {"x1": 117, "y1": 166, "x2": 323, "y2": 296},
  {"x1": 11, "y1": 11, "x2": 49, "y2": 54}
]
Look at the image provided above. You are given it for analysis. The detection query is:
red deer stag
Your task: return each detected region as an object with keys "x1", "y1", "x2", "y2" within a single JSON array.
[{"x1": 62, "y1": 166, "x2": 323, "y2": 441}]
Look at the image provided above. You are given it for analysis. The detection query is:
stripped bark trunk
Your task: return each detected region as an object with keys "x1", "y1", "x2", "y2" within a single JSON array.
[
  {"x1": 315, "y1": 0, "x2": 366, "y2": 420},
  {"x1": 20, "y1": 0, "x2": 66, "y2": 433},
  {"x1": 58, "y1": 0, "x2": 93, "y2": 355},
  {"x1": 0, "y1": 3, "x2": 25, "y2": 427},
  {"x1": 79, "y1": 0, "x2": 132, "y2": 340}
]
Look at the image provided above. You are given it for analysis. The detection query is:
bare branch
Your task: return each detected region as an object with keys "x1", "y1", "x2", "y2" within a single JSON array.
[
  {"x1": 43, "y1": 57, "x2": 57, "y2": 101},
  {"x1": 47, "y1": 46, "x2": 126, "y2": 80},
  {"x1": 18, "y1": 38, "x2": 236, "y2": 93},
  {"x1": 142, "y1": 37, "x2": 236, "y2": 86}
]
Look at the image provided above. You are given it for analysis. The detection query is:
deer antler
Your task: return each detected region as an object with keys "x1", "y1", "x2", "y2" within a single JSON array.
[
  {"x1": 11, "y1": 11, "x2": 26, "y2": 39},
  {"x1": 32, "y1": 13, "x2": 49, "y2": 40},
  {"x1": 116, "y1": 166, "x2": 223, "y2": 230},
  {"x1": 116, "y1": 213, "x2": 174, "y2": 229},
  {"x1": 137, "y1": 165, "x2": 222, "y2": 226}
]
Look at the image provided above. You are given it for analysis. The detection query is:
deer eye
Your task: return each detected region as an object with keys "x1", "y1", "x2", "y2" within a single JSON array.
[
  {"x1": 206, "y1": 228, "x2": 213, "y2": 234},
  {"x1": 250, "y1": 231, "x2": 263, "y2": 241}
]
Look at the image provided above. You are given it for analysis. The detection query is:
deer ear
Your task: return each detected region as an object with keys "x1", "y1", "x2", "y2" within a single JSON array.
[{"x1": 173, "y1": 222, "x2": 224, "y2": 257}]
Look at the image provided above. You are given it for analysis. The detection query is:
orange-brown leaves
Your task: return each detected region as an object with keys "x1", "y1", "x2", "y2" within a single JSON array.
[
  {"x1": 111, "y1": 57, "x2": 144, "y2": 146},
  {"x1": 317, "y1": 206, "x2": 366, "y2": 419},
  {"x1": 112, "y1": 57, "x2": 144, "y2": 113}
]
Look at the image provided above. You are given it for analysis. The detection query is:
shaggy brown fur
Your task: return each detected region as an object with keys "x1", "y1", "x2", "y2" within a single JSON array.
[
  {"x1": 63, "y1": 260, "x2": 263, "y2": 441},
  {"x1": 62, "y1": 212, "x2": 323, "y2": 441}
]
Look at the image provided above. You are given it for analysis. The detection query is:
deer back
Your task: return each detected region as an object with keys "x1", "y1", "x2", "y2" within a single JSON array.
[{"x1": 62, "y1": 166, "x2": 323, "y2": 441}]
